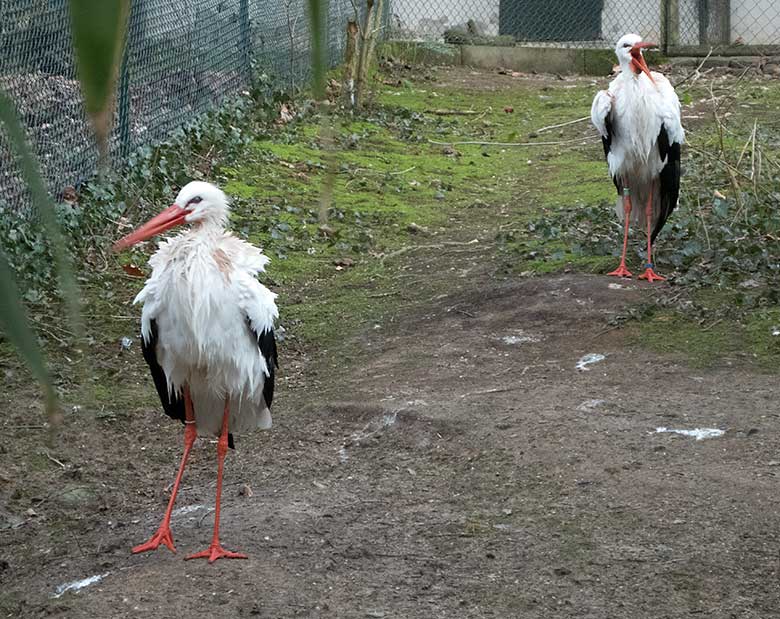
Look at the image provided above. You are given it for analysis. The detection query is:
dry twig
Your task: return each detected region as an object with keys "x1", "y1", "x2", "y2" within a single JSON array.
[
  {"x1": 535, "y1": 116, "x2": 590, "y2": 134},
  {"x1": 428, "y1": 136, "x2": 599, "y2": 148}
]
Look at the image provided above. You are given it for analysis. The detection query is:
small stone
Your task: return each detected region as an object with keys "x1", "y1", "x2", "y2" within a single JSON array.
[
  {"x1": 318, "y1": 224, "x2": 336, "y2": 237},
  {"x1": 57, "y1": 486, "x2": 98, "y2": 508},
  {"x1": 406, "y1": 222, "x2": 430, "y2": 235},
  {"x1": 238, "y1": 483, "x2": 253, "y2": 498}
]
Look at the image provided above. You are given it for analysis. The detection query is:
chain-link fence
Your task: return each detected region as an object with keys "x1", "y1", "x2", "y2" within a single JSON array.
[
  {"x1": 0, "y1": 0, "x2": 355, "y2": 218},
  {"x1": 388, "y1": 0, "x2": 780, "y2": 54}
]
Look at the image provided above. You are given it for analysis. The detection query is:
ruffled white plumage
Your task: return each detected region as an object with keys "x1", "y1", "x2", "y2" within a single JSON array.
[
  {"x1": 592, "y1": 68, "x2": 684, "y2": 225},
  {"x1": 136, "y1": 230, "x2": 278, "y2": 436}
]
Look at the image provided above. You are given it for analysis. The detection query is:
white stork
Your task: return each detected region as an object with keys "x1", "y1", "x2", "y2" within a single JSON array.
[
  {"x1": 113, "y1": 181, "x2": 279, "y2": 563},
  {"x1": 591, "y1": 33, "x2": 684, "y2": 281}
]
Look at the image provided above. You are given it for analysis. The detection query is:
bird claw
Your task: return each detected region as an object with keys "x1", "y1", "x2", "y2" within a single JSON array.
[
  {"x1": 638, "y1": 266, "x2": 666, "y2": 282},
  {"x1": 185, "y1": 543, "x2": 248, "y2": 563},
  {"x1": 132, "y1": 525, "x2": 176, "y2": 554},
  {"x1": 607, "y1": 263, "x2": 633, "y2": 278}
]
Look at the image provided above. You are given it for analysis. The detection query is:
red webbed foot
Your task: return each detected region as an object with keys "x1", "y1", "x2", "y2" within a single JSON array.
[
  {"x1": 185, "y1": 543, "x2": 248, "y2": 563},
  {"x1": 607, "y1": 263, "x2": 633, "y2": 278},
  {"x1": 132, "y1": 525, "x2": 176, "y2": 554},
  {"x1": 638, "y1": 264, "x2": 666, "y2": 282}
]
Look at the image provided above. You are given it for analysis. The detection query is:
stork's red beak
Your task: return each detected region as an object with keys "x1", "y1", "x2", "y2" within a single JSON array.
[
  {"x1": 112, "y1": 204, "x2": 187, "y2": 251},
  {"x1": 630, "y1": 42, "x2": 656, "y2": 83}
]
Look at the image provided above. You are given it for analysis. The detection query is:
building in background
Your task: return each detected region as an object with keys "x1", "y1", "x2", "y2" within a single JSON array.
[{"x1": 388, "y1": 0, "x2": 780, "y2": 49}]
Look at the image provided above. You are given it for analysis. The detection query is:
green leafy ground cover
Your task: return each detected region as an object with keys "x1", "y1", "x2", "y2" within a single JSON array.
[{"x1": 2, "y1": 66, "x2": 779, "y2": 393}]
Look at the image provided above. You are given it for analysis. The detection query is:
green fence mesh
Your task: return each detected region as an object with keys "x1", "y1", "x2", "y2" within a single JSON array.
[{"x1": 0, "y1": 0, "x2": 355, "y2": 217}]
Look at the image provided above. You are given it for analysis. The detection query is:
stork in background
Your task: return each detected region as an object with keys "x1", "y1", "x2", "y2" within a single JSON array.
[
  {"x1": 591, "y1": 33, "x2": 684, "y2": 281},
  {"x1": 114, "y1": 181, "x2": 279, "y2": 563}
]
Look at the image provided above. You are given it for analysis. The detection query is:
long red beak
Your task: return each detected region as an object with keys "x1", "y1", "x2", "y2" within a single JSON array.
[
  {"x1": 630, "y1": 42, "x2": 656, "y2": 83},
  {"x1": 112, "y1": 204, "x2": 187, "y2": 251}
]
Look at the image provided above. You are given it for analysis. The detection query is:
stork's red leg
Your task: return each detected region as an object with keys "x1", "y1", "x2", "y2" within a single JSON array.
[
  {"x1": 133, "y1": 387, "x2": 197, "y2": 555},
  {"x1": 608, "y1": 188, "x2": 633, "y2": 278},
  {"x1": 186, "y1": 399, "x2": 247, "y2": 563},
  {"x1": 638, "y1": 182, "x2": 666, "y2": 282}
]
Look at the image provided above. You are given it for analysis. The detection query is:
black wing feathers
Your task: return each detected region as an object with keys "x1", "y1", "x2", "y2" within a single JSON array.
[
  {"x1": 247, "y1": 318, "x2": 278, "y2": 410},
  {"x1": 601, "y1": 114, "x2": 620, "y2": 195},
  {"x1": 141, "y1": 319, "x2": 185, "y2": 423},
  {"x1": 653, "y1": 124, "x2": 681, "y2": 243},
  {"x1": 601, "y1": 113, "x2": 613, "y2": 158}
]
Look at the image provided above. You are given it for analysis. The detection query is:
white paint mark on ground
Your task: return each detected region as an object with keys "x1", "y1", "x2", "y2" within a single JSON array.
[
  {"x1": 381, "y1": 411, "x2": 399, "y2": 427},
  {"x1": 655, "y1": 427, "x2": 725, "y2": 440},
  {"x1": 501, "y1": 331, "x2": 542, "y2": 345},
  {"x1": 577, "y1": 399, "x2": 606, "y2": 411},
  {"x1": 172, "y1": 504, "x2": 207, "y2": 519},
  {"x1": 338, "y1": 408, "x2": 402, "y2": 464},
  {"x1": 576, "y1": 353, "x2": 606, "y2": 371},
  {"x1": 53, "y1": 573, "x2": 109, "y2": 598}
]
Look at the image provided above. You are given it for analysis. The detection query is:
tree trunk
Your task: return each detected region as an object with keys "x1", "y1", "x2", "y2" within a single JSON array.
[
  {"x1": 362, "y1": 0, "x2": 384, "y2": 95},
  {"x1": 354, "y1": 0, "x2": 375, "y2": 108},
  {"x1": 343, "y1": 19, "x2": 359, "y2": 107}
]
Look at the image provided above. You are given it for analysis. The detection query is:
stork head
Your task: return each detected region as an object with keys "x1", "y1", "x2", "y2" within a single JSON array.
[
  {"x1": 113, "y1": 181, "x2": 229, "y2": 251},
  {"x1": 614, "y1": 33, "x2": 656, "y2": 83}
]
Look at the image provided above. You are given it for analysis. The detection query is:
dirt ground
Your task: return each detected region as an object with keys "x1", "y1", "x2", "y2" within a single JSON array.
[
  {"x1": 4, "y1": 236, "x2": 780, "y2": 618},
  {"x1": 2, "y1": 66, "x2": 780, "y2": 618}
]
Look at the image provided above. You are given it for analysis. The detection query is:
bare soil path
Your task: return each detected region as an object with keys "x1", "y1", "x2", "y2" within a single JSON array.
[
  {"x1": 2, "y1": 66, "x2": 779, "y2": 619},
  {"x1": 5, "y1": 237, "x2": 779, "y2": 619}
]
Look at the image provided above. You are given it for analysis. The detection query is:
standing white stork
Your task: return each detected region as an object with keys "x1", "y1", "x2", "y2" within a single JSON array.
[
  {"x1": 113, "y1": 181, "x2": 279, "y2": 563},
  {"x1": 591, "y1": 33, "x2": 684, "y2": 281}
]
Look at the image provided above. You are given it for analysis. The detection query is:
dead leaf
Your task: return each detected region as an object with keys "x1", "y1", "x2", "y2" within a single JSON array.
[
  {"x1": 61, "y1": 186, "x2": 78, "y2": 205},
  {"x1": 278, "y1": 103, "x2": 295, "y2": 124},
  {"x1": 122, "y1": 264, "x2": 145, "y2": 278},
  {"x1": 318, "y1": 224, "x2": 336, "y2": 238}
]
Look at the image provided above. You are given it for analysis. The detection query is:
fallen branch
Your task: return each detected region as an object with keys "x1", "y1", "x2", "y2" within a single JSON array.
[
  {"x1": 388, "y1": 165, "x2": 416, "y2": 175},
  {"x1": 673, "y1": 46, "x2": 714, "y2": 89},
  {"x1": 428, "y1": 136, "x2": 600, "y2": 148},
  {"x1": 535, "y1": 116, "x2": 590, "y2": 134},
  {"x1": 424, "y1": 108, "x2": 481, "y2": 116},
  {"x1": 42, "y1": 451, "x2": 66, "y2": 469},
  {"x1": 461, "y1": 386, "x2": 522, "y2": 397},
  {"x1": 380, "y1": 239, "x2": 480, "y2": 263}
]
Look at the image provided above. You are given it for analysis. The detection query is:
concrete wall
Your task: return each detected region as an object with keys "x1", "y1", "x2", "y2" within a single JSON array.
[{"x1": 389, "y1": 0, "x2": 499, "y2": 39}]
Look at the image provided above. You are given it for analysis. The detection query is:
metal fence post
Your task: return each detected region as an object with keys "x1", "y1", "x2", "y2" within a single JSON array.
[
  {"x1": 117, "y1": 8, "x2": 132, "y2": 160},
  {"x1": 662, "y1": 0, "x2": 680, "y2": 52},
  {"x1": 239, "y1": 0, "x2": 251, "y2": 82}
]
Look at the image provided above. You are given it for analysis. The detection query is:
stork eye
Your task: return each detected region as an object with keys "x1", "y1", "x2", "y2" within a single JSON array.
[
  {"x1": 186, "y1": 196, "x2": 203, "y2": 207},
  {"x1": 623, "y1": 43, "x2": 632, "y2": 48}
]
